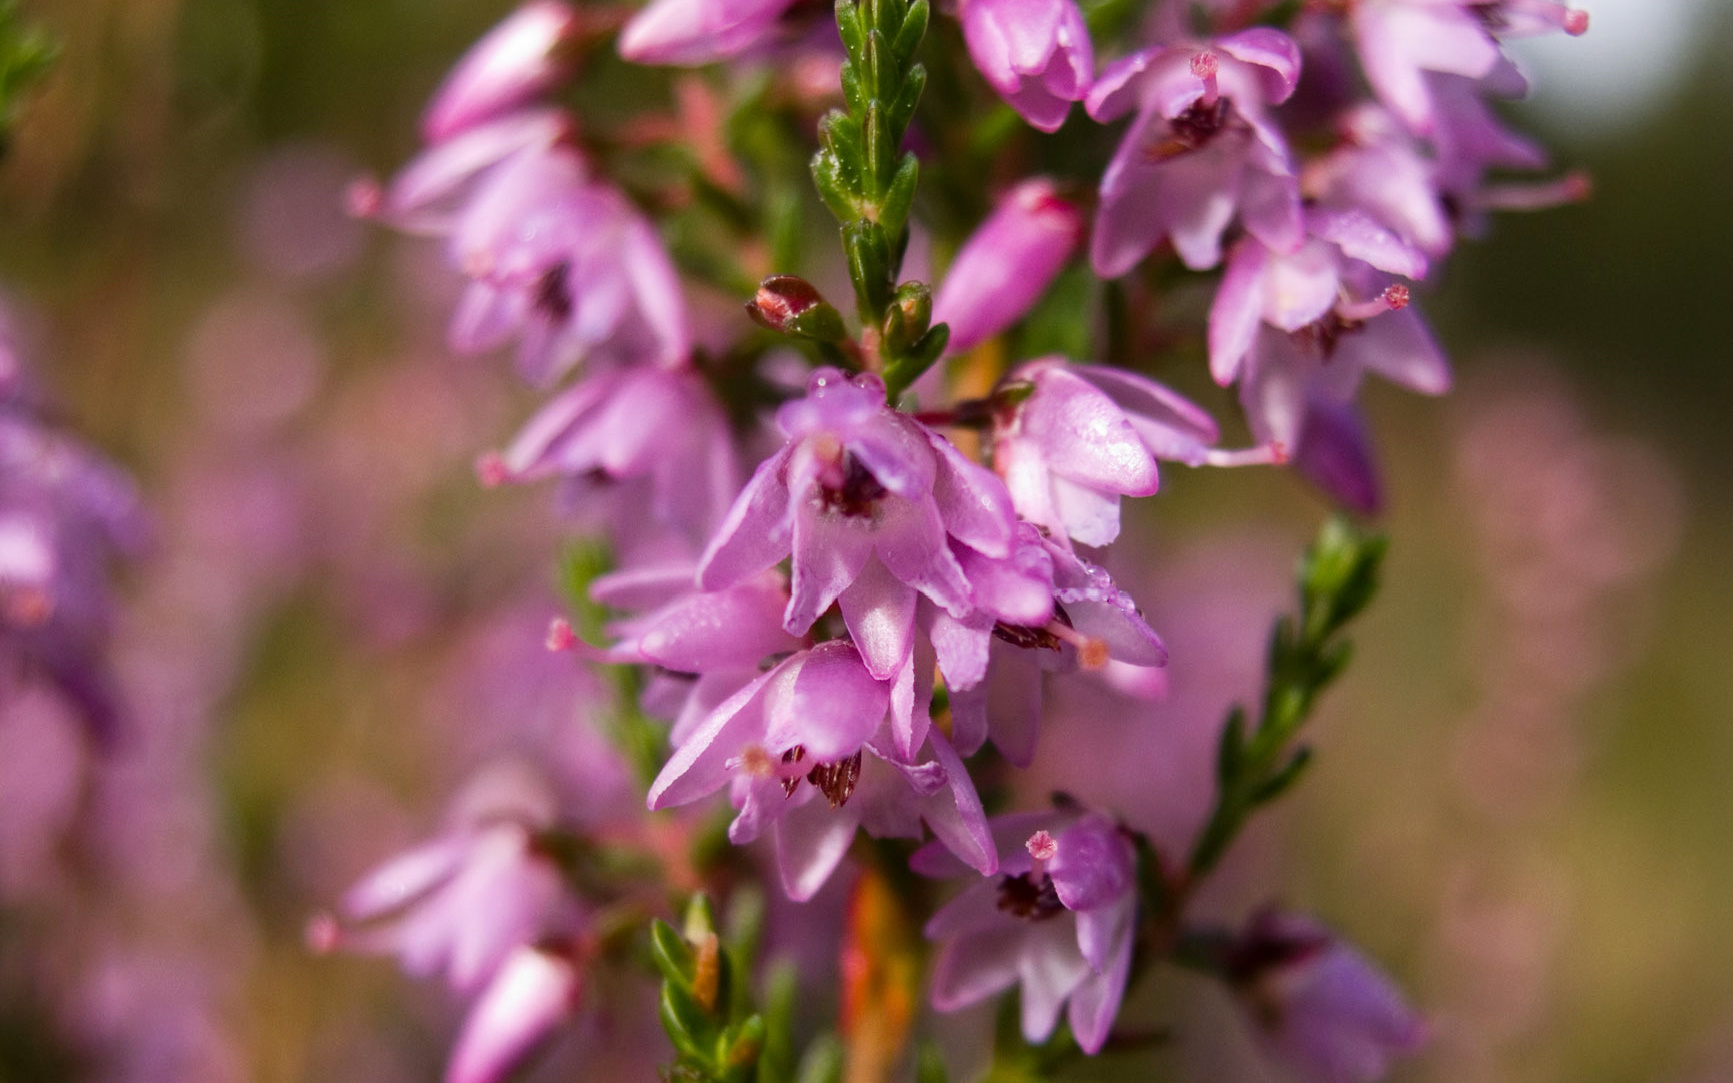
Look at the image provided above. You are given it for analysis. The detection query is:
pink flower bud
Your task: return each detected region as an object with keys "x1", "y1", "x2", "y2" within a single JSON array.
[
  {"x1": 444, "y1": 945, "x2": 583, "y2": 1083},
  {"x1": 423, "y1": 2, "x2": 580, "y2": 143},
  {"x1": 933, "y1": 179, "x2": 1082, "y2": 353}
]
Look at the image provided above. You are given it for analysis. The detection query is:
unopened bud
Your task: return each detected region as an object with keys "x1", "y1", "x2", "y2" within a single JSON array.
[
  {"x1": 881, "y1": 280, "x2": 933, "y2": 357},
  {"x1": 746, "y1": 275, "x2": 850, "y2": 342}
]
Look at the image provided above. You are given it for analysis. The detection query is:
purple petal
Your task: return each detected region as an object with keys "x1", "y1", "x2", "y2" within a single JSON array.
[
  {"x1": 786, "y1": 506, "x2": 876, "y2": 633},
  {"x1": 930, "y1": 929, "x2": 1025, "y2": 1012},
  {"x1": 928, "y1": 430, "x2": 1016, "y2": 559},
  {"x1": 696, "y1": 445, "x2": 794, "y2": 591},
  {"x1": 839, "y1": 555, "x2": 918, "y2": 680},
  {"x1": 774, "y1": 795, "x2": 861, "y2": 901},
  {"x1": 1217, "y1": 28, "x2": 1302, "y2": 103},
  {"x1": 1209, "y1": 239, "x2": 1269, "y2": 385},
  {"x1": 1048, "y1": 815, "x2": 1134, "y2": 913},
  {"x1": 781, "y1": 640, "x2": 888, "y2": 762},
  {"x1": 872, "y1": 494, "x2": 973, "y2": 617},
  {"x1": 1023, "y1": 366, "x2": 1160, "y2": 497},
  {"x1": 1066, "y1": 918, "x2": 1133, "y2": 1054},
  {"x1": 919, "y1": 728, "x2": 997, "y2": 876}
]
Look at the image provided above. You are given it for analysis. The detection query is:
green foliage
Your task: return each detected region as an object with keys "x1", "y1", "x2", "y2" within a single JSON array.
[
  {"x1": 1187, "y1": 517, "x2": 1388, "y2": 877},
  {"x1": 557, "y1": 541, "x2": 667, "y2": 787},
  {"x1": 808, "y1": 0, "x2": 949, "y2": 401},
  {"x1": 655, "y1": 896, "x2": 767, "y2": 1083},
  {"x1": 0, "y1": 0, "x2": 54, "y2": 156}
]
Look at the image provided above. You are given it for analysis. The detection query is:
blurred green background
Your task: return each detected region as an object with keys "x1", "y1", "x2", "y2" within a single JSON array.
[{"x1": 0, "y1": 0, "x2": 1729, "y2": 1080}]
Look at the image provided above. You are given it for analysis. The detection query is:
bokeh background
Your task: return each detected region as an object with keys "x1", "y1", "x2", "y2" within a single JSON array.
[{"x1": 0, "y1": 0, "x2": 1729, "y2": 1080}]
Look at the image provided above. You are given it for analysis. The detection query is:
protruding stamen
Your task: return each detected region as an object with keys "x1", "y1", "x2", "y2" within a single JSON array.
[
  {"x1": 476, "y1": 452, "x2": 511, "y2": 488},
  {"x1": 345, "y1": 176, "x2": 383, "y2": 220},
  {"x1": 1026, "y1": 829, "x2": 1058, "y2": 861},
  {"x1": 1336, "y1": 284, "x2": 1411, "y2": 323},
  {"x1": 1046, "y1": 620, "x2": 1109, "y2": 670},
  {"x1": 546, "y1": 617, "x2": 577, "y2": 653},
  {"x1": 305, "y1": 912, "x2": 341, "y2": 954},
  {"x1": 1475, "y1": 171, "x2": 1593, "y2": 212},
  {"x1": 1191, "y1": 51, "x2": 1220, "y2": 107},
  {"x1": 737, "y1": 744, "x2": 778, "y2": 779},
  {"x1": 1203, "y1": 443, "x2": 1288, "y2": 468}
]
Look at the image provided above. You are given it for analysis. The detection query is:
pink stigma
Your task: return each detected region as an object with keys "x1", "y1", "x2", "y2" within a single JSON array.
[
  {"x1": 1564, "y1": 9, "x2": 1589, "y2": 35},
  {"x1": 546, "y1": 617, "x2": 578, "y2": 653},
  {"x1": 345, "y1": 176, "x2": 383, "y2": 220},
  {"x1": 476, "y1": 452, "x2": 510, "y2": 488},
  {"x1": 1025, "y1": 830, "x2": 1059, "y2": 863},
  {"x1": 1191, "y1": 51, "x2": 1220, "y2": 106},
  {"x1": 1382, "y1": 285, "x2": 1411, "y2": 311},
  {"x1": 305, "y1": 913, "x2": 340, "y2": 954}
]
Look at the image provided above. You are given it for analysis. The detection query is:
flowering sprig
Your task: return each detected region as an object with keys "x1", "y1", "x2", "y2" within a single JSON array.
[
  {"x1": 652, "y1": 895, "x2": 770, "y2": 1083},
  {"x1": 808, "y1": 0, "x2": 949, "y2": 400},
  {"x1": 1189, "y1": 516, "x2": 1387, "y2": 878}
]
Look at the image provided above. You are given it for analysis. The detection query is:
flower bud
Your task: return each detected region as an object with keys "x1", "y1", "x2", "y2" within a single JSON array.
[
  {"x1": 881, "y1": 281, "x2": 932, "y2": 357},
  {"x1": 445, "y1": 944, "x2": 584, "y2": 1083},
  {"x1": 933, "y1": 178, "x2": 1082, "y2": 353},
  {"x1": 1223, "y1": 910, "x2": 1425, "y2": 1083},
  {"x1": 422, "y1": 2, "x2": 580, "y2": 143},
  {"x1": 746, "y1": 275, "x2": 850, "y2": 342}
]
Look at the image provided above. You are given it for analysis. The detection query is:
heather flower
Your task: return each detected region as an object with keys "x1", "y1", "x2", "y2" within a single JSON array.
[
  {"x1": 489, "y1": 364, "x2": 738, "y2": 540},
  {"x1": 943, "y1": 524, "x2": 1166, "y2": 765},
  {"x1": 1209, "y1": 224, "x2": 1448, "y2": 510},
  {"x1": 1208, "y1": 210, "x2": 1430, "y2": 387},
  {"x1": 0, "y1": 398, "x2": 149, "y2": 744},
  {"x1": 445, "y1": 943, "x2": 585, "y2": 1083},
  {"x1": 1223, "y1": 910, "x2": 1427, "y2": 1083},
  {"x1": 958, "y1": 0, "x2": 1094, "y2": 133},
  {"x1": 365, "y1": 108, "x2": 574, "y2": 234},
  {"x1": 1303, "y1": 104, "x2": 1454, "y2": 259},
  {"x1": 992, "y1": 359, "x2": 1277, "y2": 548},
  {"x1": 696, "y1": 368, "x2": 1016, "y2": 740},
  {"x1": 646, "y1": 641, "x2": 995, "y2": 900},
  {"x1": 618, "y1": 0, "x2": 799, "y2": 67},
  {"x1": 916, "y1": 811, "x2": 1137, "y2": 1054},
  {"x1": 1087, "y1": 30, "x2": 1303, "y2": 276},
  {"x1": 572, "y1": 562, "x2": 801, "y2": 745},
  {"x1": 422, "y1": 1, "x2": 579, "y2": 143},
  {"x1": 933, "y1": 178, "x2": 1083, "y2": 354},
  {"x1": 309, "y1": 764, "x2": 577, "y2": 995},
  {"x1": 445, "y1": 144, "x2": 690, "y2": 382},
  {"x1": 1349, "y1": 0, "x2": 1586, "y2": 135}
]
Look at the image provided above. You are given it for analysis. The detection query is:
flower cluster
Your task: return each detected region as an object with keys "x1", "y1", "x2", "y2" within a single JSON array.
[
  {"x1": 0, "y1": 322, "x2": 148, "y2": 746},
  {"x1": 321, "y1": 0, "x2": 1588, "y2": 1078}
]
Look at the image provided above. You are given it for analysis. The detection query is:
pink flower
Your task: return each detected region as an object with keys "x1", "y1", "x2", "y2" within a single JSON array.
[
  {"x1": 916, "y1": 810, "x2": 1137, "y2": 1054},
  {"x1": 445, "y1": 943, "x2": 585, "y2": 1083},
  {"x1": 696, "y1": 368, "x2": 1016, "y2": 748},
  {"x1": 618, "y1": 0, "x2": 799, "y2": 66},
  {"x1": 491, "y1": 365, "x2": 738, "y2": 541},
  {"x1": 993, "y1": 359, "x2": 1244, "y2": 548},
  {"x1": 959, "y1": 0, "x2": 1094, "y2": 133},
  {"x1": 1208, "y1": 209, "x2": 1431, "y2": 387},
  {"x1": 1087, "y1": 30, "x2": 1303, "y2": 275},
  {"x1": 309, "y1": 766, "x2": 577, "y2": 995},
  {"x1": 933, "y1": 178, "x2": 1083, "y2": 354},
  {"x1": 1349, "y1": 0, "x2": 1584, "y2": 135},
  {"x1": 646, "y1": 642, "x2": 995, "y2": 900},
  {"x1": 1224, "y1": 910, "x2": 1427, "y2": 1083},
  {"x1": 422, "y1": 2, "x2": 579, "y2": 143},
  {"x1": 446, "y1": 144, "x2": 691, "y2": 382},
  {"x1": 941, "y1": 524, "x2": 1166, "y2": 765}
]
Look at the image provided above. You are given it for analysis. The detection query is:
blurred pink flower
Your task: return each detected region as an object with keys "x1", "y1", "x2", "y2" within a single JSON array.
[
  {"x1": 934, "y1": 178, "x2": 1083, "y2": 354},
  {"x1": 959, "y1": 0, "x2": 1094, "y2": 132}
]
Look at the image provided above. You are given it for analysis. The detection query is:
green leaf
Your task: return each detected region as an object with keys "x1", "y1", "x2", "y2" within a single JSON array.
[
  {"x1": 794, "y1": 1034, "x2": 845, "y2": 1083},
  {"x1": 662, "y1": 980, "x2": 714, "y2": 1052},
  {"x1": 915, "y1": 1041, "x2": 949, "y2": 1083},
  {"x1": 879, "y1": 153, "x2": 920, "y2": 239},
  {"x1": 893, "y1": 0, "x2": 929, "y2": 65},
  {"x1": 651, "y1": 918, "x2": 696, "y2": 986}
]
